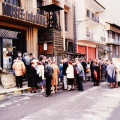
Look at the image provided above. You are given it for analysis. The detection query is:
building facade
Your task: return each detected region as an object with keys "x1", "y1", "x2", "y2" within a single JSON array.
[
  {"x1": 75, "y1": 0, "x2": 106, "y2": 60},
  {"x1": 0, "y1": 0, "x2": 75, "y2": 69},
  {"x1": 105, "y1": 22, "x2": 120, "y2": 60}
]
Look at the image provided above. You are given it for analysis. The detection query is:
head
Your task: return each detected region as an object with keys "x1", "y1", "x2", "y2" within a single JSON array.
[
  {"x1": 37, "y1": 62, "x2": 42, "y2": 65},
  {"x1": 43, "y1": 56, "x2": 46, "y2": 60},
  {"x1": 75, "y1": 58, "x2": 79, "y2": 64},
  {"x1": 18, "y1": 53, "x2": 22, "y2": 57},
  {"x1": 30, "y1": 62, "x2": 34, "y2": 67},
  {"x1": 68, "y1": 61, "x2": 72, "y2": 65},
  {"x1": 60, "y1": 59, "x2": 64, "y2": 63},
  {"x1": 64, "y1": 58, "x2": 68, "y2": 62},
  {"x1": 48, "y1": 58, "x2": 51, "y2": 63},
  {"x1": 45, "y1": 60, "x2": 48, "y2": 64},
  {"x1": 24, "y1": 53, "x2": 28, "y2": 57},
  {"x1": 29, "y1": 53, "x2": 33, "y2": 58}
]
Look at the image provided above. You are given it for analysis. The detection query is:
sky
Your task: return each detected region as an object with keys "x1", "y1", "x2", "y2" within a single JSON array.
[{"x1": 97, "y1": 0, "x2": 120, "y2": 26}]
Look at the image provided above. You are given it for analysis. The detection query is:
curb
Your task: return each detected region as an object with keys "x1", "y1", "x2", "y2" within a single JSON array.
[{"x1": 0, "y1": 87, "x2": 31, "y2": 100}]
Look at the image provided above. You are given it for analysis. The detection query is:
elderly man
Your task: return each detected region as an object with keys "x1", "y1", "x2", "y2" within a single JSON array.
[
  {"x1": 44, "y1": 58, "x2": 54, "y2": 97},
  {"x1": 75, "y1": 58, "x2": 84, "y2": 91}
]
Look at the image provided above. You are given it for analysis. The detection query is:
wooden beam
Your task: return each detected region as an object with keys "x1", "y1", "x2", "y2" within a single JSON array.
[{"x1": 0, "y1": 22, "x2": 27, "y2": 30}]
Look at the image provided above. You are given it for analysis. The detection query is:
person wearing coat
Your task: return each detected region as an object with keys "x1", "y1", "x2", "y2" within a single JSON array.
[
  {"x1": 107, "y1": 60, "x2": 115, "y2": 88},
  {"x1": 75, "y1": 58, "x2": 84, "y2": 91},
  {"x1": 27, "y1": 62, "x2": 37, "y2": 93},
  {"x1": 12, "y1": 56, "x2": 26, "y2": 88},
  {"x1": 66, "y1": 61, "x2": 75, "y2": 91},
  {"x1": 92, "y1": 60, "x2": 100, "y2": 86},
  {"x1": 37, "y1": 62, "x2": 46, "y2": 92},
  {"x1": 114, "y1": 59, "x2": 120, "y2": 88},
  {"x1": 44, "y1": 59, "x2": 54, "y2": 97},
  {"x1": 51, "y1": 62, "x2": 60, "y2": 93}
]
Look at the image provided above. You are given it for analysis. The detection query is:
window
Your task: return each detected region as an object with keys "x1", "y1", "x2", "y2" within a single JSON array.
[
  {"x1": 64, "y1": 12, "x2": 67, "y2": 31},
  {"x1": 116, "y1": 46, "x2": 119, "y2": 55},
  {"x1": 109, "y1": 31, "x2": 112, "y2": 38},
  {"x1": 115, "y1": 33, "x2": 118, "y2": 40},
  {"x1": 86, "y1": 9, "x2": 90, "y2": 18},
  {"x1": 37, "y1": 0, "x2": 43, "y2": 14},
  {"x1": 110, "y1": 45, "x2": 113, "y2": 54},
  {"x1": 4, "y1": 0, "x2": 20, "y2": 7}
]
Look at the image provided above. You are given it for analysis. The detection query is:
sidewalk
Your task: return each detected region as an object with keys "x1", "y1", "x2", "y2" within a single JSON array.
[{"x1": 0, "y1": 80, "x2": 30, "y2": 99}]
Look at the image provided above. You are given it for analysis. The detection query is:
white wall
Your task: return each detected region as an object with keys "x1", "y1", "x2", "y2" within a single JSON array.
[{"x1": 75, "y1": 0, "x2": 86, "y2": 40}]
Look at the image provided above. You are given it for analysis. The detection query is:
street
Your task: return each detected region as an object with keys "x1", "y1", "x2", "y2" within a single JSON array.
[{"x1": 0, "y1": 81, "x2": 120, "y2": 120}]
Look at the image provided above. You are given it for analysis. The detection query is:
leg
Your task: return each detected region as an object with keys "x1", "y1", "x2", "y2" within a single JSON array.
[
  {"x1": 78, "y1": 76, "x2": 84, "y2": 91},
  {"x1": 19, "y1": 76, "x2": 23, "y2": 88},
  {"x1": 63, "y1": 76, "x2": 67, "y2": 89},
  {"x1": 16, "y1": 76, "x2": 19, "y2": 88},
  {"x1": 51, "y1": 85, "x2": 55, "y2": 93}
]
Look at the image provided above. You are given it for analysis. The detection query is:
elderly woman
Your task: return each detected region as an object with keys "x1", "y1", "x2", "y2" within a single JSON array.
[
  {"x1": 107, "y1": 60, "x2": 115, "y2": 88},
  {"x1": 66, "y1": 61, "x2": 75, "y2": 91},
  {"x1": 27, "y1": 62, "x2": 37, "y2": 93},
  {"x1": 37, "y1": 62, "x2": 46, "y2": 92},
  {"x1": 114, "y1": 59, "x2": 120, "y2": 88},
  {"x1": 51, "y1": 62, "x2": 60, "y2": 93},
  {"x1": 92, "y1": 60, "x2": 100, "y2": 86}
]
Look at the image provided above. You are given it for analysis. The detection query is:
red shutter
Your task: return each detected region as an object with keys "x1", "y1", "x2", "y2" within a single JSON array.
[
  {"x1": 88, "y1": 47, "x2": 96, "y2": 60},
  {"x1": 78, "y1": 45, "x2": 86, "y2": 58}
]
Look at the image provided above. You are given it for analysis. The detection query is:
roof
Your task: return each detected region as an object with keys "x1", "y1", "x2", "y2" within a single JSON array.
[
  {"x1": 39, "y1": 4, "x2": 63, "y2": 12},
  {"x1": 93, "y1": 0, "x2": 105, "y2": 10},
  {"x1": 106, "y1": 22, "x2": 120, "y2": 29}
]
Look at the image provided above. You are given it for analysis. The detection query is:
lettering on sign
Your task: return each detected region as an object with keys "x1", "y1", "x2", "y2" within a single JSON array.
[{"x1": 2, "y1": 2, "x2": 46, "y2": 26}]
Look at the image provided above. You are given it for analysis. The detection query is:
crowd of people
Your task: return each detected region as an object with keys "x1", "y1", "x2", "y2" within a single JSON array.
[{"x1": 12, "y1": 51, "x2": 120, "y2": 97}]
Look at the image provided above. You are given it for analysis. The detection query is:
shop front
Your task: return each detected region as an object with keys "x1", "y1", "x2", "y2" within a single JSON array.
[{"x1": 0, "y1": 1, "x2": 47, "y2": 70}]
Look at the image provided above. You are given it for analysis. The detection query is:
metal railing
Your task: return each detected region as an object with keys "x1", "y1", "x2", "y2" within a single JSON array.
[
  {"x1": 86, "y1": 32, "x2": 93, "y2": 41},
  {"x1": 86, "y1": 9, "x2": 99, "y2": 23},
  {"x1": 101, "y1": 37, "x2": 106, "y2": 44},
  {"x1": 108, "y1": 38, "x2": 120, "y2": 44}
]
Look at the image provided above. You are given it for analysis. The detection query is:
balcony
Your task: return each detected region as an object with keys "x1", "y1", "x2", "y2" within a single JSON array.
[
  {"x1": 107, "y1": 38, "x2": 120, "y2": 45},
  {"x1": 106, "y1": 46, "x2": 112, "y2": 53},
  {"x1": 85, "y1": 9, "x2": 99, "y2": 25},
  {"x1": 82, "y1": 32, "x2": 106, "y2": 45}
]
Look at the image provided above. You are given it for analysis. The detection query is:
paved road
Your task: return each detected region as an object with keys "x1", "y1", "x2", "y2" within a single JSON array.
[{"x1": 0, "y1": 81, "x2": 120, "y2": 120}]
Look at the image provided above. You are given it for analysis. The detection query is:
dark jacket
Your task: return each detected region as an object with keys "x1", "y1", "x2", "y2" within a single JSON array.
[
  {"x1": 27, "y1": 66, "x2": 37, "y2": 87},
  {"x1": 62, "y1": 62, "x2": 68, "y2": 75},
  {"x1": 45, "y1": 63, "x2": 54, "y2": 77}
]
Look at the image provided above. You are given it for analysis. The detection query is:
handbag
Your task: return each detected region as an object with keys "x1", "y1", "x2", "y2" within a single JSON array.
[
  {"x1": 94, "y1": 70, "x2": 97, "y2": 80},
  {"x1": 86, "y1": 68, "x2": 89, "y2": 73}
]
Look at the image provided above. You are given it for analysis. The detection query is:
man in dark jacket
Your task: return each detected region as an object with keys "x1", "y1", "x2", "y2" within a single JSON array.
[
  {"x1": 45, "y1": 58, "x2": 53, "y2": 97},
  {"x1": 62, "y1": 58, "x2": 68, "y2": 90}
]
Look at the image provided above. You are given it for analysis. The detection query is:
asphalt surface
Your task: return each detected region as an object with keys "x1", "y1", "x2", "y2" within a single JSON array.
[{"x1": 0, "y1": 80, "x2": 120, "y2": 120}]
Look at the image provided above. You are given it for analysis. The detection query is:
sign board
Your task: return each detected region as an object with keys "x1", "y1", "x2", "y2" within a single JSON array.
[
  {"x1": 44, "y1": 43, "x2": 47, "y2": 50},
  {"x1": 2, "y1": 2, "x2": 46, "y2": 26}
]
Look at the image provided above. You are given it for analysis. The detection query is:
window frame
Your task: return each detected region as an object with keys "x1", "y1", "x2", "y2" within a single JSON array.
[{"x1": 64, "y1": 12, "x2": 67, "y2": 31}]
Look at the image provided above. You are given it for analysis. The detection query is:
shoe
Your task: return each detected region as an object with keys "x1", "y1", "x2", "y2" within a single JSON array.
[
  {"x1": 30, "y1": 91, "x2": 32, "y2": 93},
  {"x1": 45, "y1": 95, "x2": 49, "y2": 97},
  {"x1": 55, "y1": 90, "x2": 57, "y2": 93},
  {"x1": 51, "y1": 91, "x2": 55, "y2": 93},
  {"x1": 67, "y1": 89, "x2": 71, "y2": 91},
  {"x1": 34, "y1": 91, "x2": 36, "y2": 93},
  {"x1": 114, "y1": 86, "x2": 118, "y2": 88},
  {"x1": 72, "y1": 89, "x2": 75, "y2": 90},
  {"x1": 79, "y1": 89, "x2": 84, "y2": 91},
  {"x1": 109, "y1": 87, "x2": 113, "y2": 89}
]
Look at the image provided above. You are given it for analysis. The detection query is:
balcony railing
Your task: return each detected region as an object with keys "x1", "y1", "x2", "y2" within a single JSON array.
[
  {"x1": 86, "y1": 32, "x2": 106, "y2": 44},
  {"x1": 108, "y1": 38, "x2": 120, "y2": 44},
  {"x1": 86, "y1": 9, "x2": 99, "y2": 23},
  {"x1": 86, "y1": 32, "x2": 93, "y2": 41},
  {"x1": 101, "y1": 37, "x2": 106, "y2": 44}
]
